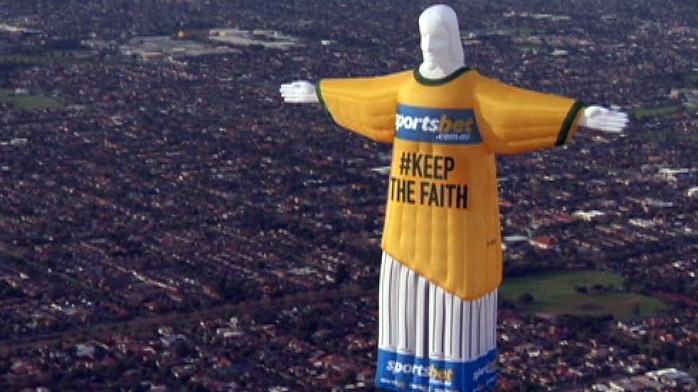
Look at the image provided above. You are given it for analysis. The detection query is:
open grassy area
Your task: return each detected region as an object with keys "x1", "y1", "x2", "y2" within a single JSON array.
[
  {"x1": 501, "y1": 270, "x2": 668, "y2": 320},
  {"x1": 0, "y1": 50, "x2": 83, "y2": 65},
  {"x1": 633, "y1": 105, "x2": 682, "y2": 119},
  {"x1": 0, "y1": 89, "x2": 63, "y2": 110},
  {"x1": 682, "y1": 72, "x2": 698, "y2": 85}
]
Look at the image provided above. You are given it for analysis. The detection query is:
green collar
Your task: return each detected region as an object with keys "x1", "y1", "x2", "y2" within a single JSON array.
[{"x1": 414, "y1": 66, "x2": 472, "y2": 85}]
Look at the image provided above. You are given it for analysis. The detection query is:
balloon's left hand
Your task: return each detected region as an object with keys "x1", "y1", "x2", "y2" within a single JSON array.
[
  {"x1": 279, "y1": 81, "x2": 319, "y2": 104},
  {"x1": 578, "y1": 105, "x2": 629, "y2": 133}
]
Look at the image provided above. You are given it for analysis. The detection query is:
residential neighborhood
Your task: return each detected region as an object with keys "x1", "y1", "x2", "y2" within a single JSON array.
[{"x1": 0, "y1": 0, "x2": 697, "y2": 390}]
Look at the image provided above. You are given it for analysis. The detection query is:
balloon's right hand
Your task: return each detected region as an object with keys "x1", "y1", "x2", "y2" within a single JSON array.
[
  {"x1": 578, "y1": 105, "x2": 629, "y2": 133},
  {"x1": 279, "y1": 81, "x2": 319, "y2": 104}
]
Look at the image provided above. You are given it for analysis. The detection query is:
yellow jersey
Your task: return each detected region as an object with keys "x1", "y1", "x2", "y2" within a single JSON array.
[{"x1": 317, "y1": 67, "x2": 583, "y2": 300}]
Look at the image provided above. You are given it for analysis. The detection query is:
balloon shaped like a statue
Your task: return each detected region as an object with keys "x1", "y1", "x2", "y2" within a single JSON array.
[{"x1": 281, "y1": 4, "x2": 628, "y2": 392}]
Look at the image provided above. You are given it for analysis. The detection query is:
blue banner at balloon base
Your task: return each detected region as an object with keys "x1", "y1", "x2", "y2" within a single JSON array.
[{"x1": 375, "y1": 348, "x2": 498, "y2": 392}]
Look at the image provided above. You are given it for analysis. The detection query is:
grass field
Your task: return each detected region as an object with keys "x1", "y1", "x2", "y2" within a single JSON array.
[
  {"x1": 0, "y1": 50, "x2": 79, "y2": 65},
  {"x1": 0, "y1": 89, "x2": 63, "y2": 110},
  {"x1": 633, "y1": 105, "x2": 682, "y2": 119},
  {"x1": 500, "y1": 270, "x2": 668, "y2": 320}
]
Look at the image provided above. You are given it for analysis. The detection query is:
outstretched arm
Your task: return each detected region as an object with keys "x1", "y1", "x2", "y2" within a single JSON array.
[
  {"x1": 279, "y1": 81, "x2": 319, "y2": 104},
  {"x1": 473, "y1": 73, "x2": 631, "y2": 154},
  {"x1": 577, "y1": 105, "x2": 629, "y2": 133},
  {"x1": 279, "y1": 72, "x2": 411, "y2": 143}
]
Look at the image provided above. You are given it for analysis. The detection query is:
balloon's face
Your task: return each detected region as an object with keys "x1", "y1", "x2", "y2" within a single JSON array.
[{"x1": 420, "y1": 23, "x2": 450, "y2": 65}]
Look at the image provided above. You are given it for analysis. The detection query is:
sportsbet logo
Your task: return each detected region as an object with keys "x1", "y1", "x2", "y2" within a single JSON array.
[
  {"x1": 395, "y1": 113, "x2": 474, "y2": 133},
  {"x1": 386, "y1": 360, "x2": 455, "y2": 384},
  {"x1": 395, "y1": 104, "x2": 482, "y2": 144}
]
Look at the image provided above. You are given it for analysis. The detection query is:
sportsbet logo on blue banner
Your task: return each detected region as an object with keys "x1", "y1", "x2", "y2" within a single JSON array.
[{"x1": 395, "y1": 105, "x2": 482, "y2": 144}]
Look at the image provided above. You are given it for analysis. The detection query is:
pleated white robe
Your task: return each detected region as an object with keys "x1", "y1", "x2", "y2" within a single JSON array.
[{"x1": 376, "y1": 253, "x2": 498, "y2": 391}]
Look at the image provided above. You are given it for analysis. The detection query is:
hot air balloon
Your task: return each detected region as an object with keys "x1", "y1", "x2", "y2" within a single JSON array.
[{"x1": 280, "y1": 4, "x2": 627, "y2": 391}]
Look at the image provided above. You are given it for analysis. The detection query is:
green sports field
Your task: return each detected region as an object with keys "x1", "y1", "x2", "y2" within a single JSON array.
[
  {"x1": 500, "y1": 270, "x2": 667, "y2": 320},
  {"x1": 633, "y1": 105, "x2": 681, "y2": 119},
  {"x1": 0, "y1": 89, "x2": 63, "y2": 110}
]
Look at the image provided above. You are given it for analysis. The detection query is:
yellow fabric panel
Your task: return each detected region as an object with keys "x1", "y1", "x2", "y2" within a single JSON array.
[
  {"x1": 319, "y1": 67, "x2": 582, "y2": 300},
  {"x1": 382, "y1": 70, "x2": 504, "y2": 299},
  {"x1": 473, "y1": 75, "x2": 581, "y2": 154},
  {"x1": 384, "y1": 139, "x2": 502, "y2": 300},
  {"x1": 318, "y1": 71, "x2": 412, "y2": 143}
]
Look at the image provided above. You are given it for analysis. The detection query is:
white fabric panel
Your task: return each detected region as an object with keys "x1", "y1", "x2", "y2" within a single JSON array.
[
  {"x1": 379, "y1": 252, "x2": 392, "y2": 347},
  {"x1": 397, "y1": 266, "x2": 410, "y2": 352},
  {"x1": 449, "y1": 294, "x2": 462, "y2": 359},
  {"x1": 389, "y1": 258, "x2": 401, "y2": 349},
  {"x1": 462, "y1": 300, "x2": 472, "y2": 359},
  {"x1": 415, "y1": 276, "x2": 428, "y2": 357},
  {"x1": 377, "y1": 252, "x2": 498, "y2": 362}
]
